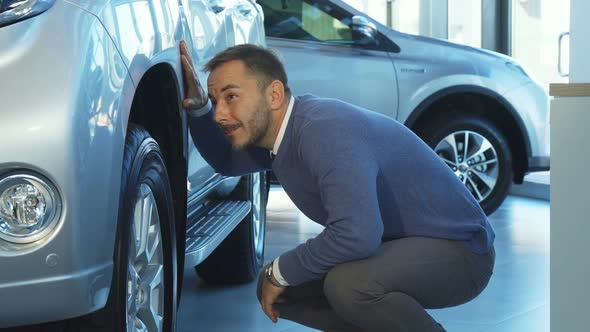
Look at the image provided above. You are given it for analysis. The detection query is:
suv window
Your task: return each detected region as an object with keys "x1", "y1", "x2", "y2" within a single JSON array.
[{"x1": 260, "y1": 0, "x2": 354, "y2": 44}]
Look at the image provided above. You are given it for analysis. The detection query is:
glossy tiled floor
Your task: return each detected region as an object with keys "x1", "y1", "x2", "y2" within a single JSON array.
[{"x1": 177, "y1": 186, "x2": 550, "y2": 332}]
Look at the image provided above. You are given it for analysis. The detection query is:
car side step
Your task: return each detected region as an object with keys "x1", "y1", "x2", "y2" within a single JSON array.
[{"x1": 184, "y1": 199, "x2": 251, "y2": 268}]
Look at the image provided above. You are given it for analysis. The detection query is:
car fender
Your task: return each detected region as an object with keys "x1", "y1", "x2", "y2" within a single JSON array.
[
  {"x1": 0, "y1": 1, "x2": 130, "y2": 324},
  {"x1": 401, "y1": 76, "x2": 533, "y2": 158}
]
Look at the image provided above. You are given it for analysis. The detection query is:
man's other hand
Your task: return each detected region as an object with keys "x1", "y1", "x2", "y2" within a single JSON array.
[
  {"x1": 261, "y1": 277, "x2": 286, "y2": 323},
  {"x1": 179, "y1": 40, "x2": 208, "y2": 110}
]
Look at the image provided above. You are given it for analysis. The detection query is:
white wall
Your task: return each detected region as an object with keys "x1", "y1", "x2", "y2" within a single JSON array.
[
  {"x1": 551, "y1": 2, "x2": 590, "y2": 331},
  {"x1": 551, "y1": 95, "x2": 590, "y2": 332},
  {"x1": 570, "y1": 0, "x2": 590, "y2": 82}
]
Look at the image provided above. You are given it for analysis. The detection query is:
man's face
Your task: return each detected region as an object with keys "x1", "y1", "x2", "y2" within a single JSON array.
[{"x1": 207, "y1": 60, "x2": 272, "y2": 150}]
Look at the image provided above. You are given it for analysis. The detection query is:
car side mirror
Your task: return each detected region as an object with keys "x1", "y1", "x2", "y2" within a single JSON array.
[{"x1": 352, "y1": 15, "x2": 378, "y2": 47}]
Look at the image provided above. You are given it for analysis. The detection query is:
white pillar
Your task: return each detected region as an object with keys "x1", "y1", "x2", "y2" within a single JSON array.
[
  {"x1": 419, "y1": 0, "x2": 447, "y2": 39},
  {"x1": 550, "y1": 86, "x2": 590, "y2": 332},
  {"x1": 551, "y1": 2, "x2": 590, "y2": 331}
]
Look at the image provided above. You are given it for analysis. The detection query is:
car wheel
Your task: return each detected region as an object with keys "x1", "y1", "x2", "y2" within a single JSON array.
[
  {"x1": 65, "y1": 125, "x2": 178, "y2": 332},
  {"x1": 419, "y1": 115, "x2": 513, "y2": 215},
  {"x1": 195, "y1": 172, "x2": 267, "y2": 284},
  {"x1": 115, "y1": 125, "x2": 178, "y2": 332}
]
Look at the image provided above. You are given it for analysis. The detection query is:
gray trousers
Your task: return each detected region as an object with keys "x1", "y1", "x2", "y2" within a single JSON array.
[{"x1": 257, "y1": 237, "x2": 495, "y2": 332}]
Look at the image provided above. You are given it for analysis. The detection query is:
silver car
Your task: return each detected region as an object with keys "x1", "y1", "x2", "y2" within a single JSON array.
[
  {"x1": 0, "y1": 0, "x2": 266, "y2": 330},
  {"x1": 258, "y1": 0, "x2": 550, "y2": 215}
]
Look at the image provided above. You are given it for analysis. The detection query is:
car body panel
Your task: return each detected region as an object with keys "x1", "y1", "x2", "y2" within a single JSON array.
[
  {"x1": 388, "y1": 31, "x2": 550, "y2": 158},
  {"x1": 0, "y1": 0, "x2": 266, "y2": 327},
  {"x1": 267, "y1": 37, "x2": 399, "y2": 119},
  {"x1": 0, "y1": 1, "x2": 125, "y2": 325},
  {"x1": 504, "y1": 81, "x2": 551, "y2": 158},
  {"x1": 64, "y1": 0, "x2": 262, "y2": 196}
]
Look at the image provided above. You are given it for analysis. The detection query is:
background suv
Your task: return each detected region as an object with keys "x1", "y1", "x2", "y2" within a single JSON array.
[
  {"x1": 258, "y1": 0, "x2": 550, "y2": 215},
  {"x1": 0, "y1": 0, "x2": 266, "y2": 331}
]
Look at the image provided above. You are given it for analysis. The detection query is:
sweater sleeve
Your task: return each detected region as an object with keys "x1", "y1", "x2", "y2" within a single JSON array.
[
  {"x1": 187, "y1": 107, "x2": 272, "y2": 176},
  {"x1": 278, "y1": 117, "x2": 384, "y2": 285}
]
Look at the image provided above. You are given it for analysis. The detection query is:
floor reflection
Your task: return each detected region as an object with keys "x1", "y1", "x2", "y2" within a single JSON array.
[{"x1": 177, "y1": 186, "x2": 550, "y2": 332}]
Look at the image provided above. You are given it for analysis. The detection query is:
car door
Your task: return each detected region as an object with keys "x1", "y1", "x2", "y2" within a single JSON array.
[
  {"x1": 259, "y1": 0, "x2": 399, "y2": 118},
  {"x1": 182, "y1": 0, "x2": 266, "y2": 194},
  {"x1": 182, "y1": 0, "x2": 233, "y2": 193}
]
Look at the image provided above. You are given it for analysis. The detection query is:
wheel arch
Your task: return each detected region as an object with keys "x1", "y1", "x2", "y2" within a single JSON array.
[
  {"x1": 127, "y1": 63, "x2": 188, "y2": 279},
  {"x1": 405, "y1": 86, "x2": 530, "y2": 184}
]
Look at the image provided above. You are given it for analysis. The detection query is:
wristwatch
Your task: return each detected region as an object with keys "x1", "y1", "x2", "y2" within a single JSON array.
[{"x1": 264, "y1": 262, "x2": 286, "y2": 288}]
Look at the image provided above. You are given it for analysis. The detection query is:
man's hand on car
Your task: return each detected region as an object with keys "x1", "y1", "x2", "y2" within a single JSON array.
[{"x1": 180, "y1": 40, "x2": 208, "y2": 110}]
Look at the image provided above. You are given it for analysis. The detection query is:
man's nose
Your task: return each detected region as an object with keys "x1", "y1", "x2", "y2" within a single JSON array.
[{"x1": 213, "y1": 102, "x2": 228, "y2": 123}]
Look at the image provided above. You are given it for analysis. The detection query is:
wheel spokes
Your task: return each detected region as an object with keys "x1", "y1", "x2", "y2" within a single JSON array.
[
  {"x1": 471, "y1": 168, "x2": 497, "y2": 192},
  {"x1": 442, "y1": 134, "x2": 460, "y2": 164},
  {"x1": 133, "y1": 188, "x2": 150, "y2": 262},
  {"x1": 252, "y1": 173, "x2": 261, "y2": 255},
  {"x1": 466, "y1": 137, "x2": 493, "y2": 162},
  {"x1": 127, "y1": 263, "x2": 139, "y2": 318},
  {"x1": 145, "y1": 203, "x2": 161, "y2": 267},
  {"x1": 435, "y1": 130, "x2": 500, "y2": 203},
  {"x1": 466, "y1": 176, "x2": 484, "y2": 201},
  {"x1": 439, "y1": 156, "x2": 456, "y2": 167},
  {"x1": 471, "y1": 158, "x2": 498, "y2": 168},
  {"x1": 127, "y1": 183, "x2": 165, "y2": 332},
  {"x1": 463, "y1": 132, "x2": 469, "y2": 163},
  {"x1": 137, "y1": 265, "x2": 164, "y2": 332}
]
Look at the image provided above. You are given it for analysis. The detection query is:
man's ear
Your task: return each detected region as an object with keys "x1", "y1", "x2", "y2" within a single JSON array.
[{"x1": 266, "y1": 80, "x2": 286, "y2": 110}]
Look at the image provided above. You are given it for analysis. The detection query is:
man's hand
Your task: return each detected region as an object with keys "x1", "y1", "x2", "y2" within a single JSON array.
[
  {"x1": 179, "y1": 40, "x2": 208, "y2": 110},
  {"x1": 260, "y1": 276, "x2": 286, "y2": 323}
]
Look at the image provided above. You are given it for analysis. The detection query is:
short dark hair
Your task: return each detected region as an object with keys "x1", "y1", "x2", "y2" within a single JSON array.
[{"x1": 204, "y1": 44, "x2": 291, "y2": 95}]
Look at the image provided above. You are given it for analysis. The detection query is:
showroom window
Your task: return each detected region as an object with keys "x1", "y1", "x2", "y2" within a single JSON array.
[
  {"x1": 511, "y1": 0, "x2": 570, "y2": 88},
  {"x1": 340, "y1": 0, "x2": 487, "y2": 46},
  {"x1": 390, "y1": 0, "x2": 421, "y2": 36},
  {"x1": 448, "y1": 0, "x2": 482, "y2": 47}
]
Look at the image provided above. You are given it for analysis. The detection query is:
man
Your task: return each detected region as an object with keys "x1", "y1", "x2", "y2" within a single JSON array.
[{"x1": 179, "y1": 41, "x2": 495, "y2": 332}]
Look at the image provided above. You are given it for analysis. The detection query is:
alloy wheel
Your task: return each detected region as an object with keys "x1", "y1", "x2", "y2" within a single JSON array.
[
  {"x1": 434, "y1": 130, "x2": 499, "y2": 203},
  {"x1": 251, "y1": 173, "x2": 264, "y2": 265},
  {"x1": 126, "y1": 183, "x2": 165, "y2": 332}
]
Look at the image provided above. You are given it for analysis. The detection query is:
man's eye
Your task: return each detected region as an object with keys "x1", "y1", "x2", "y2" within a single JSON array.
[{"x1": 228, "y1": 94, "x2": 237, "y2": 100}]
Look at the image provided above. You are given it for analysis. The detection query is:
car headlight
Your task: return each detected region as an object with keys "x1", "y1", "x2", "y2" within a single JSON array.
[
  {"x1": 0, "y1": 0, "x2": 55, "y2": 28},
  {"x1": 0, "y1": 173, "x2": 62, "y2": 243}
]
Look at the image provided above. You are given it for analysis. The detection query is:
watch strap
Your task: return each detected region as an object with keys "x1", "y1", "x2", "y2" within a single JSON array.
[{"x1": 265, "y1": 263, "x2": 285, "y2": 288}]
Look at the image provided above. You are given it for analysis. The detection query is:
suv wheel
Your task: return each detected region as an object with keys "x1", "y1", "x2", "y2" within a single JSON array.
[
  {"x1": 420, "y1": 115, "x2": 513, "y2": 215},
  {"x1": 195, "y1": 172, "x2": 267, "y2": 284},
  {"x1": 65, "y1": 125, "x2": 179, "y2": 332},
  {"x1": 27, "y1": 127, "x2": 178, "y2": 332}
]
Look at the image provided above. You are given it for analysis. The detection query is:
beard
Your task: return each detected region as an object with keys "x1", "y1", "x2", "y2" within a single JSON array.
[{"x1": 231, "y1": 99, "x2": 272, "y2": 150}]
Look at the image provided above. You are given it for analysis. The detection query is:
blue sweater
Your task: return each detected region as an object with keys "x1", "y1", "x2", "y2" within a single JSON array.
[{"x1": 189, "y1": 94, "x2": 495, "y2": 286}]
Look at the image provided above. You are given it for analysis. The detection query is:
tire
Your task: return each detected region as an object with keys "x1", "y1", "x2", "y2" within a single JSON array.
[
  {"x1": 419, "y1": 115, "x2": 513, "y2": 215},
  {"x1": 65, "y1": 125, "x2": 178, "y2": 332},
  {"x1": 195, "y1": 172, "x2": 268, "y2": 284}
]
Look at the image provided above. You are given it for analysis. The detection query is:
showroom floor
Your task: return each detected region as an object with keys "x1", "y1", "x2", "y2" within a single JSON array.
[{"x1": 177, "y1": 186, "x2": 550, "y2": 332}]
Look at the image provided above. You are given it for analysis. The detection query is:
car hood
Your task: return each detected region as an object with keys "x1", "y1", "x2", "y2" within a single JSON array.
[
  {"x1": 388, "y1": 29, "x2": 514, "y2": 63},
  {"x1": 383, "y1": 28, "x2": 535, "y2": 87}
]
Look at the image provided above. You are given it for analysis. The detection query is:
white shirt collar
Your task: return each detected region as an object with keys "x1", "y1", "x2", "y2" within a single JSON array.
[{"x1": 272, "y1": 96, "x2": 294, "y2": 156}]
